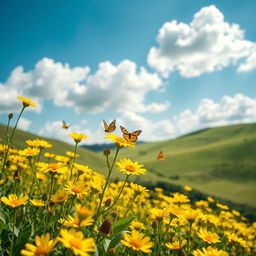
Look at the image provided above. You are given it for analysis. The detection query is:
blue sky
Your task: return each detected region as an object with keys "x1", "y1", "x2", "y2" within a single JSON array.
[{"x1": 0, "y1": 0, "x2": 256, "y2": 144}]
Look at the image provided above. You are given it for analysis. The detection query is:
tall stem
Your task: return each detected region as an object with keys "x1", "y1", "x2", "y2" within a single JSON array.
[
  {"x1": 70, "y1": 143, "x2": 78, "y2": 181},
  {"x1": 93, "y1": 147, "x2": 120, "y2": 228},
  {"x1": 10, "y1": 209, "x2": 17, "y2": 256},
  {"x1": 1, "y1": 106, "x2": 25, "y2": 175},
  {"x1": 123, "y1": 194, "x2": 137, "y2": 217},
  {"x1": 102, "y1": 174, "x2": 129, "y2": 214}
]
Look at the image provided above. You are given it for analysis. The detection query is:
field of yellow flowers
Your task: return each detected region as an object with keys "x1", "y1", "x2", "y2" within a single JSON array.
[{"x1": 0, "y1": 96, "x2": 255, "y2": 256}]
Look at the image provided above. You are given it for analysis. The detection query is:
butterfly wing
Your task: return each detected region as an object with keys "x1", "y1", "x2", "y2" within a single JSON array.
[
  {"x1": 62, "y1": 120, "x2": 68, "y2": 129},
  {"x1": 103, "y1": 120, "x2": 116, "y2": 132},
  {"x1": 129, "y1": 130, "x2": 142, "y2": 142}
]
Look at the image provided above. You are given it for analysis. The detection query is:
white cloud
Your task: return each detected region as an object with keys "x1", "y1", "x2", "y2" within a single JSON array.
[
  {"x1": 17, "y1": 117, "x2": 32, "y2": 131},
  {"x1": 38, "y1": 120, "x2": 106, "y2": 145},
  {"x1": 238, "y1": 50, "x2": 256, "y2": 72},
  {"x1": 174, "y1": 93, "x2": 256, "y2": 135},
  {"x1": 0, "y1": 58, "x2": 167, "y2": 115},
  {"x1": 147, "y1": 5, "x2": 256, "y2": 78}
]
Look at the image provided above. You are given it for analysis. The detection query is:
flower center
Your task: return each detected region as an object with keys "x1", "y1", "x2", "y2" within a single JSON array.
[
  {"x1": 48, "y1": 163, "x2": 59, "y2": 170},
  {"x1": 72, "y1": 187, "x2": 82, "y2": 193},
  {"x1": 125, "y1": 165, "x2": 136, "y2": 172},
  {"x1": 70, "y1": 238, "x2": 82, "y2": 250},
  {"x1": 12, "y1": 199, "x2": 21, "y2": 206},
  {"x1": 129, "y1": 239, "x2": 143, "y2": 249},
  {"x1": 35, "y1": 245, "x2": 49, "y2": 255}
]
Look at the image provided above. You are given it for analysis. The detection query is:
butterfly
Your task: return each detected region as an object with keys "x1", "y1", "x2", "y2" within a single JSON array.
[
  {"x1": 103, "y1": 120, "x2": 116, "y2": 132},
  {"x1": 62, "y1": 120, "x2": 71, "y2": 129},
  {"x1": 157, "y1": 151, "x2": 165, "y2": 160},
  {"x1": 120, "y1": 126, "x2": 142, "y2": 142}
]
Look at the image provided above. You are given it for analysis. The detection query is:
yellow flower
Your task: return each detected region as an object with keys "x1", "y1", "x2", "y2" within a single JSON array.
[
  {"x1": 58, "y1": 229, "x2": 95, "y2": 256},
  {"x1": 51, "y1": 190, "x2": 68, "y2": 203},
  {"x1": 121, "y1": 230, "x2": 153, "y2": 253},
  {"x1": 69, "y1": 133, "x2": 89, "y2": 144},
  {"x1": 41, "y1": 162, "x2": 66, "y2": 175},
  {"x1": 207, "y1": 196, "x2": 215, "y2": 203},
  {"x1": 1, "y1": 193, "x2": 28, "y2": 208},
  {"x1": 65, "y1": 181, "x2": 89, "y2": 196},
  {"x1": 166, "y1": 240, "x2": 186, "y2": 250},
  {"x1": 26, "y1": 139, "x2": 52, "y2": 149},
  {"x1": 19, "y1": 147, "x2": 40, "y2": 158},
  {"x1": 171, "y1": 193, "x2": 190, "y2": 203},
  {"x1": 197, "y1": 229, "x2": 220, "y2": 244},
  {"x1": 150, "y1": 208, "x2": 168, "y2": 221},
  {"x1": 104, "y1": 133, "x2": 135, "y2": 148},
  {"x1": 116, "y1": 158, "x2": 147, "y2": 176},
  {"x1": 129, "y1": 220, "x2": 145, "y2": 230},
  {"x1": 44, "y1": 152, "x2": 55, "y2": 159},
  {"x1": 30, "y1": 199, "x2": 45, "y2": 207},
  {"x1": 55, "y1": 155, "x2": 70, "y2": 163},
  {"x1": 66, "y1": 151, "x2": 80, "y2": 158},
  {"x1": 59, "y1": 214, "x2": 93, "y2": 228},
  {"x1": 17, "y1": 96, "x2": 37, "y2": 108},
  {"x1": 21, "y1": 233, "x2": 56, "y2": 256},
  {"x1": 216, "y1": 203, "x2": 229, "y2": 210},
  {"x1": 130, "y1": 183, "x2": 149, "y2": 194},
  {"x1": 75, "y1": 204, "x2": 94, "y2": 221},
  {"x1": 193, "y1": 246, "x2": 228, "y2": 256},
  {"x1": 184, "y1": 185, "x2": 192, "y2": 191}
]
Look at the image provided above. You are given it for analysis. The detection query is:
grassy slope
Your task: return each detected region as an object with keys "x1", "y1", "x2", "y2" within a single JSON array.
[
  {"x1": 0, "y1": 124, "x2": 106, "y2": 173},
  {"x1": 117, "y1": 123, "x2": 256, "y2": 206}
]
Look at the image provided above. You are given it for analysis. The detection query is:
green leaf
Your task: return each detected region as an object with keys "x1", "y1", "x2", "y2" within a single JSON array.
[
  {"x1": 13, "y1": 225, "x2": 32, "y2": 255},
  {"x1": 108, "y1": 233, "x2": 123, "y2": 251},
  {"x1": 112, "y1": 216, "x2": 135, "y2": 235},
  {"x1": 0, "y1": 210, "x2": 6, "y2": 225}
]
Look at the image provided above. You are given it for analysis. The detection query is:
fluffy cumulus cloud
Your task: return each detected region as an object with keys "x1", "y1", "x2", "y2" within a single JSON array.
[
  {"x1": 174, "y1": 94, "x2": 256, "y2": 135},
  {"x1": 0, "y1": 58, "x2": 166, "y2": 114},
  {"x1": 17, "y1": 117, "x2": 32, "y2": 131},
  {"x1": 147, "y1": 5, "x2": 256, "y2": 78}
]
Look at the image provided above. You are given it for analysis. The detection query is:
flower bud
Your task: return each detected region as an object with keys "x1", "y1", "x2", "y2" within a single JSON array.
[
  {"x1": 151, "y1": 221, "x2": 157, "y2": 230},
  {"x1": 103, "y1": 148, "x2": 110, "y2": 156},
  {"x1": 111, "y1": 211, "x2": 118, "y2": 219},
  {"x1": 42, "y1": 193, "x2": 48, "y2": 201},
  {"x1": 99, "y1": 218, "x2": 112, "y2": 235},
  {"x1": 104, "y1": 198, "x2": 112, "y2": 207},
  {"x1": 178, "y1": 249, "x2": 187, "y2": 256},
  {"x1": 108, "y1": 248, "x2": 116, "y2": 255},
  {"x1": 8, "y1": 113, "x2": 13, "y2": 120}
]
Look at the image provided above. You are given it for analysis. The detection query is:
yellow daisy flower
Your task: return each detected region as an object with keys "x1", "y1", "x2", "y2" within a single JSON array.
[
  {"x1": 21, "y1": 233, "x2": 56, "y2": 256},
  {"x1": 121, "y1": 230, "x2": 153, "y2": 253},
  {"x1": 193, "y1": 246, "x2": 228, "y2": 256},
  {"x1": 116, "y1": 158, "x2": 146, "y2": 176},
  {"x1": 166, "y1": 240, "x2": 186, "y2": 250},
  {"x1": 69, "y1": 133, "x2": 89, "y2": 144},
  {"x1": 1, "y1": 193, "x2": 28, "y2": 208},
  {"x1": 51, "y1": 190, "x2": 68, "y2": 203},
  {"x1": 30, "y1": 199, "x2": 45, "y2": 207},
  {"x1": 197, "y1": 229, "x2": 220, "y2": 244},
  {"x1": 17, "y1": 96, "x2": 37, "y2": 108},
  {"x1": 58, "y1": 229, "x2": 95, "y2": 256},
  {"x1": 130, "y1": 183, "x2": 149, "y2": 194}
]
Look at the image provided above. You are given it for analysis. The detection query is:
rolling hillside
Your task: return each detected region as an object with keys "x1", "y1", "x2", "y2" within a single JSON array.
[{"x1": 117, "y1": 123, "x2": 256, "y2": 206}]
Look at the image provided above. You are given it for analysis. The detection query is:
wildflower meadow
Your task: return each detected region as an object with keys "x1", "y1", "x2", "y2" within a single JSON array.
[{"x1": 0, "y1": 96, "x2": 255, "y2": 256}]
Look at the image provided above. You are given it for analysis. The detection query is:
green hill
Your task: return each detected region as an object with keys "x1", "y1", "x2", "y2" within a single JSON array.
[
  {"x1": 0, "y1": 124, "x2": 106, "y2": 172},
  {"x1": 116, "y1": 123, "x2": 256, "y2": 207}
]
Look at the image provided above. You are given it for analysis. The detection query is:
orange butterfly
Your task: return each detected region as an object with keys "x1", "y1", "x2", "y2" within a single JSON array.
[
  {"x1": 157, "y1": 151, "x2": 165, "y2": 160},
  {"x1": 62, "y1": 120, "x2": 71, "y2": 129},
  {"x1": 120, "y1": 126, "x2": 142, "y2": 142},
  {"x1": 103, "y1": 120, "x2": 116, "y2": 132}
]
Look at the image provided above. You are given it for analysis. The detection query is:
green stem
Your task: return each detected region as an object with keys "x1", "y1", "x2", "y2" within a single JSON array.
[
  {"x1": 102, "y1": 174, "x2": 129, "y2": 214},
  {"x1": 70, "y1": 143, "x2": 78, "y2": 181},
  {"x1": 29, "y1": 158, "x2": 42, "y2": 195},
  {"x1": 93, "y1": 147, "x2": 120, "y2": 228},
  {"x1": 123, "y1": 194, "x2": 137, "y2": 217},
  {"x1": 187, "y1": 222, "x2": 192, "y2": 255},
  {"x1": 10, "y1": 209, "x2": 17, "y2": 256},
  {"x1": 1, "y1": 106, "x2": 25, "y2": 175}
]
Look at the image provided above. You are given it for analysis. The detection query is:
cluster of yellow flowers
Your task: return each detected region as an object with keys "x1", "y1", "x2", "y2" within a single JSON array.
[{"x1": 0, "y1": 96, "x2": 255, "y2": 256}]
